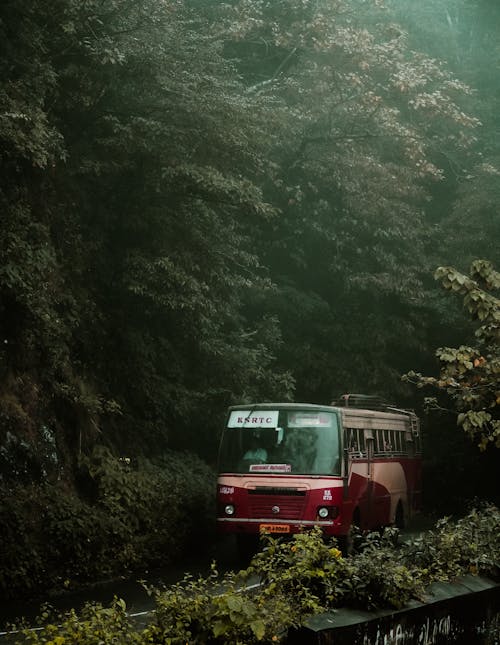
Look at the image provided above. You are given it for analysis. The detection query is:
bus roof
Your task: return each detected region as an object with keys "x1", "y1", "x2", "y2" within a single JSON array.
[
  {"x1": 227, "y1": 402, "x2": 417, "y2": 421},
  {"x1": 228, "y1": 403, "x2": 332, "y2": 410}
]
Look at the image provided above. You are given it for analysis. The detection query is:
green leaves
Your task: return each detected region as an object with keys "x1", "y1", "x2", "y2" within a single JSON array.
[
  {"x1": 0, "y1": 449, "x2": 216, "y2": 599},
  {"x1": 0, "y1": 0, "x2": 296, "y2": 467},
  {"x1": 12, "y1": 506, "x2": 500, "y2": 643},
  {"x1": 405, "y1": 260, "x2": 499, "y2": 450}
]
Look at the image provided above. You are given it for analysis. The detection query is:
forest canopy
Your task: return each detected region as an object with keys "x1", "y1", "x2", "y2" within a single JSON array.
[{"x1": 0, "y1": 0, "x2": 499, "y2": 478}]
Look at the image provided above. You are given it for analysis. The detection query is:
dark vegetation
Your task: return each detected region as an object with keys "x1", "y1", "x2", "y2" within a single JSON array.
[
  {"x1": 14, "y1": 507, "x2": 500, "y2": 643},
  {"x1": 0, "y1": 449, "x2": 215, "y2": 598},
  {"x1": 0, "y1": 0, "x2": 499, "y2": 601}
]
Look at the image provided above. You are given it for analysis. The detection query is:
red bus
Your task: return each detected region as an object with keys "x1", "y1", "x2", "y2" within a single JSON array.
[{"x1": 216, "y1": 396, "x2": 422, "y2": 555}]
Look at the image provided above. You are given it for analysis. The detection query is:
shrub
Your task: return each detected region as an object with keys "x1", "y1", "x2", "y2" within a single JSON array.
[
  {"x1": 0, "y1": 447, "x2": 216, "y2": 599},
  {"x1": 18, "y1": 599, "x2": 142, "y2": 645},
  {"x1": 401, "y1": 503, "x2": 500, "y2": 585},
  {"x1": 246, "y1": 527, "x2": 347, "y2": 613},
  {"x1": 147, "y1": 565, "x2": 294, "y2": 644},
  {"x1": 340, "y1": 530, "x2": 425, "y2": 610},
  {"x1": 8, "y1": 507, "x2": 500, "y2": 644}
]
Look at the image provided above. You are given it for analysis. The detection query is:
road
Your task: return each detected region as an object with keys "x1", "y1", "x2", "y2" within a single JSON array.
[{"x1": 0, "y1": 535, "x2": 241, "y2": 635}]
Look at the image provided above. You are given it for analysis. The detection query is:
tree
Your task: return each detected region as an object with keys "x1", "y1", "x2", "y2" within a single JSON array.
[
  {"x1": 382, "y1": 0, "x2": 500, "y2": 271},
  {"x1": 0, "y1": 0, "x2": 294, "y2": 472},
  {"x1": 217, "y1": 0, "x2": 485, "y2": 402},
  {"x1": 404, "y1": 260, "x2": 500, "y2": 450},
  {"x1": 1, "y1": 0, "x2": 498, "y2": 476}
]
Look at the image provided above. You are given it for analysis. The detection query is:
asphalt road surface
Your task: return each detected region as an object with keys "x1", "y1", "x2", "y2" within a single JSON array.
[{"x1": 0, "y1": 534, "x2": 241, "y2": 634}]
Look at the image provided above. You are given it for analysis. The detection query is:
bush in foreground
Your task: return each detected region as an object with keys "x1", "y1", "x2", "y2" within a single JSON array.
[{"x1": 14, "y1": 506, "x2": 500, "y2": 644}]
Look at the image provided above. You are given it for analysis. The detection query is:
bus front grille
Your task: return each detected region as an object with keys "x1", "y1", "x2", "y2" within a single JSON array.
[
  {"x1": 247, "y1": 496, "x2": 306, "y2": 519},
  {"x1": 249, "y1": 487, "x2": 306, "y2": 496}
]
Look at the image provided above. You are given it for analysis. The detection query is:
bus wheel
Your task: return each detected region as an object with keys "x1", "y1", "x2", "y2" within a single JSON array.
[{"x1": 236, "y1": 534, "x2": 259, "y2": 562}]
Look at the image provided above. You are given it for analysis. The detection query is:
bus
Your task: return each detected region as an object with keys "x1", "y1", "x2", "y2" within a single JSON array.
[{"x1": 216, "y1": 395, "x2": 422, "y2": 555}]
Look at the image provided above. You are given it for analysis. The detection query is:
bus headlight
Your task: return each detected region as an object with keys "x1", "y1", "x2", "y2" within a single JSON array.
[
  {"x1": 224, "y1": 504, "x2": 235, "y2": 516},
  {"x1": 318, "y1": 506, "x2": 329, "y2": 519}
]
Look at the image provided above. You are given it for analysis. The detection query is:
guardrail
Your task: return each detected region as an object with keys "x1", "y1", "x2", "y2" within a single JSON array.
[{"x1": 288, "y1": 575, "x2": 500, "y2": 644}]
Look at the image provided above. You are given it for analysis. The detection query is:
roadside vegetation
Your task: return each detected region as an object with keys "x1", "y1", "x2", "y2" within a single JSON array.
[
  {"x1": 0, "y1": 449, "x2": 215, "y2": 599},
  {"x1": 12, "y1": 505, "x2": 500, "y2": 644}
]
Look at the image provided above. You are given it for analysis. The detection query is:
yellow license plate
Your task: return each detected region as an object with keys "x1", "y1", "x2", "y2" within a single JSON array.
[{"x1": 260, "y1": 523, "x2": 290, "y2": 534}]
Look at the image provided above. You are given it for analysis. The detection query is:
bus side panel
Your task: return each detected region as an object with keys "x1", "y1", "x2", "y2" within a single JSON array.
[
  {"x1": 348, "y1": 460, "x2": 416, "y2": 529},
  {"x1": 402, "y1": 456, "x2": 423, "y2": 517},
  {"x1": 371, "y1": 461, "x2": 408, "y2": 527},
  {"x1": 347, "y1": 462, "x2": 371, "y2": 529}
]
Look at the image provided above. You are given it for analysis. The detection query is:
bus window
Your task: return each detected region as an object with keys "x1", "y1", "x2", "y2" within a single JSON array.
[
  {"x1": 345, "y1": 428, "x2": 364, "y2": 458},
  {"x1": 282, "y1": 412, "x2": 340, "y2": 474},
  {"x1": 219, "y1": 409, "x2": 341, "y2": 476},
  {"x1": 384, "y1": 430, "x2": 393, "y2": 453}
]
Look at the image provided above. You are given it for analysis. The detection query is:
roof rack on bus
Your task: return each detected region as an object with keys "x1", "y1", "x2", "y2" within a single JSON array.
[{"x1": 332, "y1": 393, "x2": 395, "y2": 412}]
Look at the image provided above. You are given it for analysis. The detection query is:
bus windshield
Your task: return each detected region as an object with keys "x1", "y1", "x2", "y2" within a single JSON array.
[{"x1": 218, "y1": 409, "x2": 341, "y2": 476}]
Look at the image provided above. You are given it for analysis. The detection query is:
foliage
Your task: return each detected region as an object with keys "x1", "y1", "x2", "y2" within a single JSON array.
[
  {"x1": 18, "y1": 600, "x2": 142, "y2": 645},
  {"x1": 1, "y1": 0, "x2": 499, "y2": 477},
  {"x1": 215, "y1": 0, "x2": 490, "y2": 403},
  {"x1": 147, "y1": 565, "x2": 293, "y2": 644},
  {"x1": 341, "y1": 505, "x2": 500, "y2": 610},
  {"x1": 0, "y1": 0, "x2": 294, "y2": 474},
  {"x1": 404, "y1": 260, "x2": 500, "y2": 449},
  {"x1": 245, "y1": 527, "x2": 423, "y2": 613},
  {"x1": 246, "y1": 528, "x2": 347, "y2": 614},
  {"x1": 402, "y1": 504, "x2": 500, "y2": 584},
  {"x1": 339, "y1": 529, "x2": 425, "y2": 610},
  {"x1": 0, "y1": 448, "x2": 216, "y2": 600},
  {"x1": 385, "y1": 0, "x2": 500, "y2": 263},
  {"x1": 3, "y1": 0, "x2": 500, "y2": 609},
  {"x1": 1, "y1": 0, "x2": 497, "y2": 473},
  {"x1": 14, "y1": 508, "x2": 500, "y2": 643},
  {"x1": 239, "y1": 508, "x2": 499, "y2": 614},
  {"x1": 3, "y1": 2, "x2": 500, "y2": 621}
]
